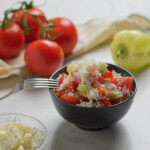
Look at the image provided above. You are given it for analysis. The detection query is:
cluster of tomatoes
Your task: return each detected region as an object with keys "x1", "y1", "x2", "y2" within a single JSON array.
[{"x1": 0, "y1": 1, "x2": 78, "y2": 77}]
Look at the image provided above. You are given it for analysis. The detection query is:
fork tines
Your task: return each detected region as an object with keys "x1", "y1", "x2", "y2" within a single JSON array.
[{"x1": 24, "y1": 78, "x2": 59, "y2": 89}]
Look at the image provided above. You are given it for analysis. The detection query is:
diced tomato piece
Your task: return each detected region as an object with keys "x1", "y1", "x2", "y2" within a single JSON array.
[
  {"x1": 90, "y1": 72, "x2": 97, "y2": 80},
  {"x1": 66, "y1": 79, "x2": 79, "y2": 93},
  {"x1": 98, "y1": 74, "x2": 103, "y2": 82},
  {"x1": 103, "y1": 71, "x2": 113, "y2": 78},
  {"x1": 55, "y1": 90, "x2": 63, "y2": 96},
  {"x1": 60, "y1": 95, "x2": 78, "y2": 104},
  {"x1": 100, "y1": 99, "x2": 112, "y2": 106},
  {"x1": 111, "y1": 77, "x2": 133, "y2": 94},
  {"x1": 123, "y1": 95, "x2": 130, "y2": 100},
  {"x1": 91, "y1": 81, "x2": 97, "y2": 87},
  {"x1": 72, "y1": 80, "x2": 79, "y2": 90},
  {"x1": 79, "y1": 95, "x2": 89, "y2": 102},
  {"x1": 90, "y1": 65, "x2": 100, "y2": 81},
  {"x1": 110, "y1": 98, "x2": 124, "y2": 105},
  {"x1": 92, "y1": 99, "x2": 97, "y2": 103},
  {"x1": 110, "y1": 95, "x2": 129, "y2": 105},
  {"x1": 59, "y1": 73, "x2": 67, "y2": 85},
  {"x1": 65, "y1": 84, "x2": 74, "y2": 93}
]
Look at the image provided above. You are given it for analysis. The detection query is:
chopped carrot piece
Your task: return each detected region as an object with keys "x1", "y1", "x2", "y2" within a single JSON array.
[
  {"x1": 92, "y1": 82, "x2": 111, "y2": 98},
  {"x1": 70, "y1": 72, "x2": 74, "y2": 77},
  {"x1": 60, "y1": 95, "x2": 78, "y2": 105},
  {"x1": 96, "y1": 84, "x2": 106, "y2": 95}
]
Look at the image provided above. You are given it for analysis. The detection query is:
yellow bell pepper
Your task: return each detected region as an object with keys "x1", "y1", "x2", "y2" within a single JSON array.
[{"x1": 111, "y1": 30, "x2": 150, "y2": 70}]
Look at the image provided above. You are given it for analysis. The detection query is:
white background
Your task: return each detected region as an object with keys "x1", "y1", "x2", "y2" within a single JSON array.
[{"x1": 0, "y1": 0, "x2": 150, "y2": 150}]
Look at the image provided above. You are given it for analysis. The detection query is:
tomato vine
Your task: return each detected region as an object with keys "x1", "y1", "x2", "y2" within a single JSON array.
[{"x1": 0, "y1": 0, "x2": 55, "y2": 39}]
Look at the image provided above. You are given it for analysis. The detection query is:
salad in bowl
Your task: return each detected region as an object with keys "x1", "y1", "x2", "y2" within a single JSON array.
[
  {"x1": 49, "y1": 59, "x2": 137, "y2": 130},
  {"x1": 55, "y1": 59, "x2": 133, "y2": 107}
]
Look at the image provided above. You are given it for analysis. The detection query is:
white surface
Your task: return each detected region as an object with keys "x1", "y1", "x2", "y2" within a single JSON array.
[{"x1": 0, "y1": 0, "x2": 150, "y2": 150}]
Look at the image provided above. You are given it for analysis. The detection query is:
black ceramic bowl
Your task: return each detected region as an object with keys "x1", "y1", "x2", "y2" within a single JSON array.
[{"x1": 49, "y1": 63, "x2": 137, "y2": 130}]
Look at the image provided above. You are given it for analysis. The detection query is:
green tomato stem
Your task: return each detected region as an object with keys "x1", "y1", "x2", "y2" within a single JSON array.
[{"x1": 0, "y1": 0, "x2": 56, "y2": 40}]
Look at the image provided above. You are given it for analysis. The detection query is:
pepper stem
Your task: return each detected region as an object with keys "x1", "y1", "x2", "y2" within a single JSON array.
[{"x1": 116, "y1": 46, "x2": 128, "y2": 58}]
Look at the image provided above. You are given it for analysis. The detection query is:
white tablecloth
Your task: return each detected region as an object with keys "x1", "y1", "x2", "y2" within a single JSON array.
[{"x1": 0, "y1": 0, "x2": 150, "y2": 150}]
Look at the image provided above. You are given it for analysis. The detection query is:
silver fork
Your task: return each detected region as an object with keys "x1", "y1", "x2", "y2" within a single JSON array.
[{"x1": 0, "y1": 78, "x2": 59, "y2": 100}]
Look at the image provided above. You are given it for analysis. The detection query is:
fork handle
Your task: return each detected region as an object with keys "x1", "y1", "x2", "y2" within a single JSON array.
[{"x1": 0, "y1": 89, "x2": 14, "y2": 100}]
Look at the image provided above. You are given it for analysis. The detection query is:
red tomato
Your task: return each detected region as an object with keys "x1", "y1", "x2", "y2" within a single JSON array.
[
  {"x1": 100, "y1": 99, "x2": 112, "y2": 107},
  {"x1": 12, "y1": 7, "x2": 46, "y2": 43},
  {"x1": 60, "y1": 95, "x2": 78, "y2": 105},
  {"x1": 71, "y1": 80, "x2": 80, "y2": 89},
  {"x1": 103, "y1": 71, "x2": 113, "y2": 78},
  {"x1": 54, "y1": 89, "x2": 63, "y2": 97},
  {"x1": 79, "y1": 95, "x2": 89, "y2": 102},
  {"x1": 98, "y1": 74, "x2": 103, "y2": 82},
  {"x1": 59, "y1": 73, "x2": 67, "y2": 85},
  {"x1": 111, "y1": 77, "x2": 133, "y2": 94},
  {"x1": 65, "y1": 85, "x2": 73, "y2": 93},
  {"x1": 0, "y1": 22, "x2": 25, "y2": 59},
  {"x1": 110, "y1": 98, "x2": 124, "y2": 105},
  {"x1": 65, "y1": 77, "x2": 80, "y2": 93},
  {"x1": 65, "y1": 82, "x2": 77, "y2": 93},
  {"x1": 48, "y1": 18, "x2": 78, "y2": 55},
  {"x1": 24, "y1": 39, "x2": 64, "y2": 77}
]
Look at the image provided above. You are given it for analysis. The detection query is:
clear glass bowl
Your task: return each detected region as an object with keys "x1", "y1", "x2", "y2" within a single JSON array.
[{"x1": 0, "y1": 113, "x2": 48, "y2": 150}]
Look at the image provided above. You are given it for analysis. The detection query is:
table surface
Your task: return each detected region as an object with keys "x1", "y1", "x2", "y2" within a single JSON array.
[{"x1": 0, "y1": 0, "x2": 150, "y2": 150}]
